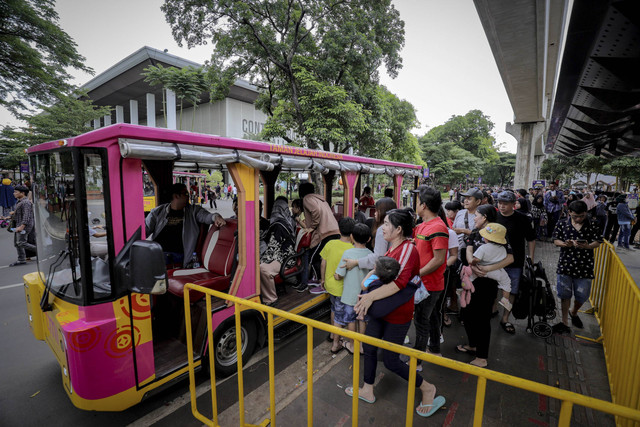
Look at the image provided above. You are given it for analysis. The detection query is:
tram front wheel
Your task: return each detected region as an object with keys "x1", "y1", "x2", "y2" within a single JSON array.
[{"x1": 212, "y1": 318, "x2": 257, "y2": 377}]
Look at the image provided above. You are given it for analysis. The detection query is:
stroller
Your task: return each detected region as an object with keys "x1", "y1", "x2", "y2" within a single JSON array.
[{"x1": 511, "y1": 257, "x2": 556, "y2": 338}]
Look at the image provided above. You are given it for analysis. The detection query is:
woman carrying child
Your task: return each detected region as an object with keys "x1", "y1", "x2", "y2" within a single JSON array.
[
  {"x1": 456, "y1": 204, "x2": 513, "y2": 368},
  {"x1": 349, "y1": 208, "x2": 445, "y2": 418}
]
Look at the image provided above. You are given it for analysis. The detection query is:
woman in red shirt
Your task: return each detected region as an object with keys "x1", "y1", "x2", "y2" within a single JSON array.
[{"x1": 349, "y1": 208, "x2": 445, "y2": 418}]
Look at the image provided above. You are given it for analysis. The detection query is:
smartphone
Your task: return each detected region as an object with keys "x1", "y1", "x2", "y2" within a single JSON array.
[{"x1": 576, "y1": 239, "x2": 587, "y2": 244}]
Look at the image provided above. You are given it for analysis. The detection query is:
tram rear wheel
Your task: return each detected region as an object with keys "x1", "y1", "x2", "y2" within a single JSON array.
[{"x1": 212, "y1": 318, "x2": 257, "y2": 377}]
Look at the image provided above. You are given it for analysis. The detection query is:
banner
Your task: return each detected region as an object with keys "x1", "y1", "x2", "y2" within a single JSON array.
[{"x1": 532, "y1": 180, "x2": 545, "y2": 189}]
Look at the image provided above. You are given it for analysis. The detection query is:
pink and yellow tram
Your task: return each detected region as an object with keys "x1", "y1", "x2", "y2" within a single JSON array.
[{"x1": 23, "y1": 124, "x2": 421, "y2": 411}]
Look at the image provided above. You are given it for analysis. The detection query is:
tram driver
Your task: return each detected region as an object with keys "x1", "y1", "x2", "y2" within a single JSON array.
[{"x1": 145, "y1": 183, "x2": 226, "y2": 268}]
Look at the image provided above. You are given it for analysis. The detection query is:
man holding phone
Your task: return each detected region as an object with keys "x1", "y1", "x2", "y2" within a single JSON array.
[{"x1": 552, "y1": 200, "x2": 602, "y2": 333}]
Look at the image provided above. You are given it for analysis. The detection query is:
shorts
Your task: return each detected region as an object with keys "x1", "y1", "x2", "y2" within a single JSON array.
[
  {"x1": 556, "y1": 274, "x2": 592, "y2": 305},
  {"x1": 505, "y1": 267, "x2": 523, "y2": 295},
  {"x1": 330, "y1": 295, "x2": 357, "y2": 325}
]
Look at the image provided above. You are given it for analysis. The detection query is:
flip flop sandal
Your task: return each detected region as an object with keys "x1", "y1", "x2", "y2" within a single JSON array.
[
  {"x1": 345, "y1": 386, "x2": 376, "y2": 404},
  {"x1": 342, "y1": 341, "x2": 355, "y2": 355},
  {"x1": 500, "y1": 321, "x2": 516, "y2": 334},
  {"x1": 331, "y1": 345, "x2": 344, "y2": 354},
  {"x1": 455, "y1": 344, "x2": 476, "y2": 355},
  {"x1": 416, "y1": 395, "x2": 446, "y2": 417},
  {"x1": 469, "y1": 359, "x2": 488, "y2": 368}
]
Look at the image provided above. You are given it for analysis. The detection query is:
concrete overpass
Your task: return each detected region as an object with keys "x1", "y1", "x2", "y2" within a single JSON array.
[{"x1": 474, "y1": 0, "x2": 640, "y2": 189}]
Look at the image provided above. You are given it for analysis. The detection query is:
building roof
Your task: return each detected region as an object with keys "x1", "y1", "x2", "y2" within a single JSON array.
[{"x1": 80, "y1": 46, "x2": 260, "y2": 123}]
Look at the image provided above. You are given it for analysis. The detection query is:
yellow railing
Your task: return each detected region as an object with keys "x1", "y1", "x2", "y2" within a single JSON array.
[
  {"x1": 583, "y1": 241, "x2": 640, "y2": 426},
  {"x1": 183, "y1": 284, "x2": 640, "y2": 427}
]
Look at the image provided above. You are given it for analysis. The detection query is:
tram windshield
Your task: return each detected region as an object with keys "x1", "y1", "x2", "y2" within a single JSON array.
[{"x1": 31, "y1": 151, "x2": 83, "y2": 301}]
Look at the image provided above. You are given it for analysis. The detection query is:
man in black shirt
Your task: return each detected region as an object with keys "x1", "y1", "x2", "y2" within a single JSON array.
[
  {"x1": 494, "y1": 191, "x2": 536, "y2": 334},
  {"x1": 551, "y1": 201, "x2": 602, "y2": 333},
  {"x1": 146, "y1": 183, "x2": 226, "y2": 267}
]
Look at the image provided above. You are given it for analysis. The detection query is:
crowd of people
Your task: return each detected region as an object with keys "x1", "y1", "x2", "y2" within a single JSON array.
[{"x1": 252, "y1": 180, "x2": 637, "y2": 418}]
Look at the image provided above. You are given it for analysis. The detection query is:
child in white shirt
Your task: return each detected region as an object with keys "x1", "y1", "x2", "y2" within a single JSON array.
[{"x1": 469, "y1": 223, "x2": 512, "y2": 311}]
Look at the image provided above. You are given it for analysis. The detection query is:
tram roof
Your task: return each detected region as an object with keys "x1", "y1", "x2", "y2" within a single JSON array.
[{"x1": 28, "y1": 124, "x2": 422, "y2": 177}]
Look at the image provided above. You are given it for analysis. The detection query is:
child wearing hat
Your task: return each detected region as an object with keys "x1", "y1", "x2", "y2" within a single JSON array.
[{"x1": 469, "y1": 223, "x2": 512, "y2": 311}]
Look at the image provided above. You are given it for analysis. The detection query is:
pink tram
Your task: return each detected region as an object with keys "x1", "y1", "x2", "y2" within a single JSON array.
[{"x1": 22, "y1": 124, "x2": 422, "y2": 411}]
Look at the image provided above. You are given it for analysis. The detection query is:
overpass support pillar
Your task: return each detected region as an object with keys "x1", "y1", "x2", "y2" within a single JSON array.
[{"x1": 507, "y1": 122, "x2": 545, "y2": 189}]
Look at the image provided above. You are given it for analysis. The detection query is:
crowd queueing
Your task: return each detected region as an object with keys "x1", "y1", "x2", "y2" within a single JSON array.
[
  {"x1": 3, "y1": 169, "x2": 638, "y2": 417},
  {"x1": 254, "y1": 180, "x2": 638, "y2": 418}
]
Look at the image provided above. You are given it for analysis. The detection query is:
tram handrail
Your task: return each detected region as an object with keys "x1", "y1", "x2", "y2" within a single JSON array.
[
  {"x1": 587, "y1": 241, "x2": 640, "y2": 427},
  {"x1": 183, "y1": 283, "x2": 640, "y2": 427}
]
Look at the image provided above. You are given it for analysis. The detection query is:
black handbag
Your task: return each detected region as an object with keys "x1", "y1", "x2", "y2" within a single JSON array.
[{"x1": 7, "y1": 218, "x2": 16, "y2": 233}]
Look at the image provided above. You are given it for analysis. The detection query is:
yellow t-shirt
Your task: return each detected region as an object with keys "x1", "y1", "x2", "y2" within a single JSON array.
[{"x1": 319, "y1": 239, "x2": 354, "y2": 297}]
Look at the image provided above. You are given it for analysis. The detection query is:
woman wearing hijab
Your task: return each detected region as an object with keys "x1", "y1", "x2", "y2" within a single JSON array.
[{"x1": 259, "y1": 196, "x2": 297, "y2": 306}]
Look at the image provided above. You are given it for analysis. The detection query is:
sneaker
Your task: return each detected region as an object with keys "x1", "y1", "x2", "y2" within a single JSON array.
[
  {"x1": 498, "y1": 297, "x2": 513, "y2": 312},
  {"x1": 9, "y1": 261, "x2": 26, "y2": 267},
  {"x1": 309, "y1": 285, "x2": 326, "y2": 294},
  {"x1": 293, "y1": 283, "x2": 308, "y2": 293},
  {"x1": 552, "y1": 323, "x2": 571, "y2": 334},
  {"x1": 570, "y1": 314, "x2": 584, "y2": 329}
]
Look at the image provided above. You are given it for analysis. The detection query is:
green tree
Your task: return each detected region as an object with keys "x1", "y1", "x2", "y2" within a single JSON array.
[
  {"x1": 575, "y1": 154, "x2": 607, "y2": 186},
  {"x1": 161, "y1": 0, "x2": 405, "y2": 154},
  {"x1": 420, "y1": 139, "x2": 484, "y2": 187},
  {"x1": 420, "y1": 110, "x2": 499, "y2": 164},
  {"x1": 602, "y1": 157, "x2": 640, "y2": 190},
  {"x1": 540, "y1": 155, "x2": 578, "y2": 186},
  {"x1": 483, "y1": 151, "x2": 516, "y2": 187},
  {"x1": 0, "y1": 90, "x2": 111, "y2": 168},
  {"x1": 142, "y1": 65, "x2": 210, "y2": 130},
  {"x1": 0, "y1": 0, "x2": 93, "y2": 115}
]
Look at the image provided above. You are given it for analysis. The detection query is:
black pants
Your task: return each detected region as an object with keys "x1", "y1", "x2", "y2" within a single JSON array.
[
  {"x1": 461, "y1": 277, "x2": 498, "y2": 359},
  {"x1": 604, "y1": 214, "x2": 619, "y2": 243},
  {"x1": 308, "y1": 234, "x2": 340, "y2": 281},
  {"x1": 630, "y1": 220, "x2": 639, "y2": 245},
  {"x1": 363, "y1": 317, "x2": 423, "y2": 387},
  {"x1": 209, "y1": 198, "x2": 217, "y2": 209},
  {"x1": 547, "y1": 210, "x2": 561, "y2": 237},
  {"x1": 414, "y1": 290, "x2": 443, "y2": 354}
]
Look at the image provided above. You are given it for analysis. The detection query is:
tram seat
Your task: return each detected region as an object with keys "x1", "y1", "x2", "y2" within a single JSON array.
[
  {"x1": 167, "y1": 218, "x2": 238, "y2": 301},
  {"x1": 365, "y1": 207, "x2": 376, "y2": 218},
  {"x1": 274, "y1": 228, "x2": 312, "y2": 293}
]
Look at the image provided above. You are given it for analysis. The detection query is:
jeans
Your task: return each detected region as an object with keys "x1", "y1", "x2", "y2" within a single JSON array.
[
  {"x1": 461, "y1": 277, "x2": 497, "y2": 359},
  {"x1": 15, "y1": 232, "x2": 37, "y2": 262},
  {"x1": 363, "y1": 317, "x2": 423, "y2": 387},
  {"x1": 414, "y1": 290, "x2": 443, "y2": 354},
  {"x1": 618, "y1": 223, "x2": 631, "y2": 248}
]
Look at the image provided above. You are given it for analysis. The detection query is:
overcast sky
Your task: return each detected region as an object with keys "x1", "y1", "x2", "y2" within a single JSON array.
[{"x1": 1, "y1": 0, "x2": 517, "y2": 153}]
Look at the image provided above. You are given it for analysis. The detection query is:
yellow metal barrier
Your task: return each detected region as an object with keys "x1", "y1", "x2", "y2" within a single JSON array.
[
  {"x1": 583, "y1": 241, "x2": 640, "y2": 427},
  {"x1": 183, "y1": 283, "x2": 640, "y2": 427}
]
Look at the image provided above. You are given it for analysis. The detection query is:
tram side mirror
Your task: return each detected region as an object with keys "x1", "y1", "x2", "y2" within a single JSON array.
[{"x1": 129, "y1": 241, "x2": 168, "y2": 295}]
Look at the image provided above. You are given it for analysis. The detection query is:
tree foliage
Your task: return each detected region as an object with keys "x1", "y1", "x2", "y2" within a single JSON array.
[
  {"x1": 0, "y1": 0, "x2": 93, "y2": 116},
  {"x1": 483, "y1": 151, "x2": 516, "y2": 187},
  {"x1": 161, "y1": 0, "x2": 407, "y2": 155},
  {"x1": 0, "y1": 90, "x2": 111, "y2": 168},
  {"x1": 419, "y1": 110, "x2": 500, "y2": 186},
  {"x1": 142, "y1": 64, "x2": 210, "y2": 130}
]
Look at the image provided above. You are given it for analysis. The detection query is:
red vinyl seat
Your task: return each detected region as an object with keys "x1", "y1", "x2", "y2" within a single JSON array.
[{"x1": 168, "y1": 218, "x2": 238, "y2": 301}]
